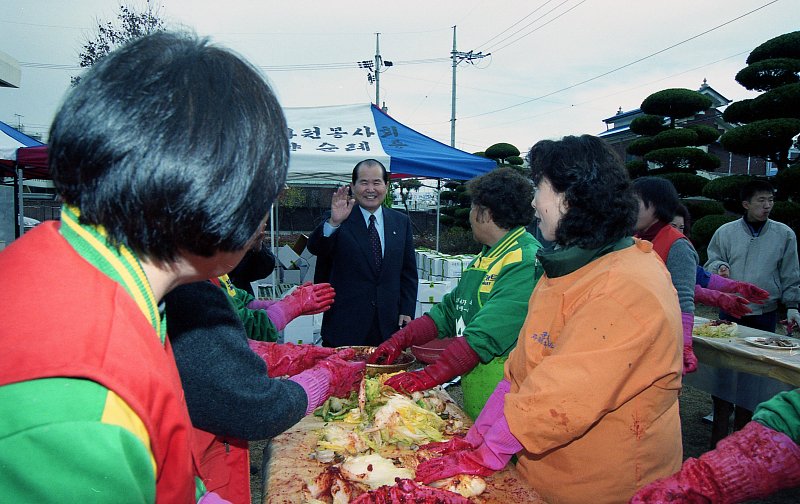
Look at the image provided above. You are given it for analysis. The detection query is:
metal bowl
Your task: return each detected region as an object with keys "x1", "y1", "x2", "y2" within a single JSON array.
[{"x1": 336, "y1": 345, "x2": 417, "y2": 376}]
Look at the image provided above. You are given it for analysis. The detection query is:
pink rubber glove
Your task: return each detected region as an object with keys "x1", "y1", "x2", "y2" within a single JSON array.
[
  {"x1": 682, "y1": 312, "x2": 697, "y2": 375},
  {"x1": 415, "y1": 380, "x2": 522, "y2": 484},
  {"x1": 384, "y1": 337, "x2": 480, "y2": 393},
  {"x1": 631, "y1": 421, "x2": 800, "y2": 503},
  {"x1": 694, "y1": 285, "x2": 752, "y2": 319},
  {"x1": 245, "y1": 298, "x2": 279, "y2": 310},
  {"x1": 707, "y1": 274, "x2": 770, "y2": 303},
  {"x1": 368, "y1": 315, "x2": 438, "y2": 364},
  {"x1": 246, "y1": 340, "x2": 337, "y2": 377},
  {"x1": 288, "y1": 366, "x2": 331, "y2": 414},
  {"x1": 420, "y1": 378, "x2": 511, "y2": 455},
  {"x1": 248, "y1": 282, "x2": 335, "y2": 331},
  {"x1": 197, "y1": 491, "x2": 232, "y2": 503}
]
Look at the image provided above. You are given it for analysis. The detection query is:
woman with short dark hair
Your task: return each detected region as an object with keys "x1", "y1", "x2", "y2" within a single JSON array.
[
  {"x1": 633, "y1": 176, "x2": 699, "y2": 373},
  {"x1": 416, "y1": 135, "x2": 684, "y2": 503},
  {"x1": 0, "y1": 31, "x2": 362, "y2": 502}
]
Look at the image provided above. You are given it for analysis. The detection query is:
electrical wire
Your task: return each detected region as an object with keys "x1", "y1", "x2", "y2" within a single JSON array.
[
  {"x1": 488, "y1": 0, "x2": 589, "y2": 54},
  {"x1": 459, "y1": 0, "x2": 780, "y2": 121},
  {"x1": 20, "y1": 57, "x2": 449, "y2": 73},
  {"x1": 474, "y1": 0, "x2": 557, "y2": 51},
  {"x1": 481, "y1": 49, "x2": 753, "y2": 129}
]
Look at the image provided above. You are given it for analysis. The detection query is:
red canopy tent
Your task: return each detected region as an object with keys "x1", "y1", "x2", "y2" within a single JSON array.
[
  {"x1": 1, "y1": 144, "x2": 50, "y2": 239},
  {"x1": 14, "y1": 145, "x2": 50, "y2": 179}
]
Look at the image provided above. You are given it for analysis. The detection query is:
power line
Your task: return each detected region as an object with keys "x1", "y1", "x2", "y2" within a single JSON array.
[
  {"x1": 485, "y1": 50, "x2": 754, "y2": 130},
  {"x1": 19, "y1": 62, "x2": 81, "y2": 71},
  {"x1": 459, "y1": 0, "x2": 779, "y2": 121},
  {"x1": 487, "y1": 0, "x2": 590, "y2": 54},
  {"x1": 20, "y1": 57, "x2": 450, "y2": 73},
  {"x1": 474, "y1": 0, "x2": 558, "y2": 51}
]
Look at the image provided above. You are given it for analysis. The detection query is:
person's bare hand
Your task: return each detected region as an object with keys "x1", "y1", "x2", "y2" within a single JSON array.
[
  {"x1": 398, "y1": 314, "x2": 411, "y2": 328},
  {"x1": 718, "y1": 265, "x2": 730, "y2": 278},
  {"x1": 329, "y1": 186, "x2": 355, "y2": 226}
]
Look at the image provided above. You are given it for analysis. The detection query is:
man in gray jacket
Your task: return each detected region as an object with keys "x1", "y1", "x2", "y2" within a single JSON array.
[{"x1": 705, "y1": 179, "x2": 800, "y2": 333}]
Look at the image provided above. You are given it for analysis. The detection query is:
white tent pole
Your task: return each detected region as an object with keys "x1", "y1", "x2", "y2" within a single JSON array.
[
  {"x1": 16, "y1": 167, "x2": 24, "y2": 237},
  {"x1": 269, "y1": 204, "x2": 277, "y2": 291},
  {"x1": 435, "y1": 178, "x2": 441, "y2": 252},
  {"x1": 275, "y1": 201, "x2": 283, "y2": 285}
]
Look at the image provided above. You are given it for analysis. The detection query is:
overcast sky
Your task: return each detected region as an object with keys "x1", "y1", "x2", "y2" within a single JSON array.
[{"x1": 0, "y1": 0, "x2": 796, "y2": 155}]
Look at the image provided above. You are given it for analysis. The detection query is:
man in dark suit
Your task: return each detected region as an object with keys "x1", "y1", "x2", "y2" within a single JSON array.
[{"x1": 308, "y1": 159, "x2": 418, "y2": 347}]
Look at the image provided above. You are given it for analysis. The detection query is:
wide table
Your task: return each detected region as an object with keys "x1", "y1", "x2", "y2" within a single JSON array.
[
  {"x1": 262, "y1": 390, "x2": 545, "y2": 503},
  {"x1": 686, "y1": 316, "x2": 800, "y2": 446}
]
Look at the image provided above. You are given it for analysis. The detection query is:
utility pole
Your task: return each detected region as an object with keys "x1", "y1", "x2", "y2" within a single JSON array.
[
  {"x1": 375, "y1": 33, "x2": 381, "y2": 107},
  {"x1": 360, "y1": 34, "x2": 393, "y2": 109},
  {"x1": 450, "y1": 25, "x2": 489, "y2": 147}
]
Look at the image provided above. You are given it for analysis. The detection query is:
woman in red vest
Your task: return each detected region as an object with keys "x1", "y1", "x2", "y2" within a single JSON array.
[
  {"x1": 633, "y1": 177, "x2": 699, "y2": 374},
  {"x1": 0, "y1": 32, "x2": 292, "y2": 503}
]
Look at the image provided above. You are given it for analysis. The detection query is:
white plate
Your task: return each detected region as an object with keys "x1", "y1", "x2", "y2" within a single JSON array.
[{"x1": 743, "y1": 336, "x2": 800, "y2": 350}]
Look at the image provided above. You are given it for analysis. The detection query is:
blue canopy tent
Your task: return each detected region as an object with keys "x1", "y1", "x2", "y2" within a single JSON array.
[
  {"x1": 1, "y1": 106, "x2": 496, "y2": 246},
  {"x1": 284, "y1": 103, "x2": 494, "y2": 183},
  {"x1": 283, "y1": 103, "x2": 496, "y2": 251}
]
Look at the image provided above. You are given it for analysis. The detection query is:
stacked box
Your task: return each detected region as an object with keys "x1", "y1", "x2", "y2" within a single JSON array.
[
  {"x1": 276, "y1": 245, "x2": 301, "y2": 269},
  {"x1": 281, "y1": 313, "x2": 322, "y2": 345},
  {"x1": 282, "y1": 269, "x2": 304, "y2": 285},
  {"x1": 415, "y1": 300, "x2": 437, "y2": 318},
  {"x1": 442, "y1": 255, "x2": 475, "y2": 280},
  {"x1": 415, "y1": 248, "x2": 432, "y2": 270},
  {"x1": 417, "y1": 280, "x2": 452, "y2": 303},
  {"x1": 254, "y1": 282, "x2": 302, "y2": 300}
]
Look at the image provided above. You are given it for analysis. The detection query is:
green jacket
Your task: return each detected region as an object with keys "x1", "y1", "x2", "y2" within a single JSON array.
[
  {"x1": 753, "y1": 389, "x2": 800, "y2": 443},
  {"x1": 218, "y1": 275, "x2": 279, "y2": 342},
  {"x1": 427, "y1": 227, "x2": 543, "y2": 362}
]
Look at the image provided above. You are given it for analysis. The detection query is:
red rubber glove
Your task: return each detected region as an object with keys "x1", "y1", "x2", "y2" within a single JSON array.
[
  {"x1": 419, "y1": 435, "x2": 475, "y2": 456},
  {"x1": 416, "y1": 380, "x2": 521, "y2": 484},
  {"x1": 351, "y1": 478, "x2": 471, "y2": 504},
  {"x1": 419, "y1": 378, "x2": 511, "y2": 456},
  {"x1": 631, "y1": 421, "x2": 800, "y2": 503},
  {"x1": 779, "y1": 318, "x2": 798, "y2": 336},
  {"x1": 246, "y1": 340, "x2": 337, "y2": 377},
  {"x1": 694, "y1": 285, "x2": 752, "y2": 319},
  {"x1": 707, "y1": 274, "x2": 770, "y2": 303},
  {"x1": 415, "y1": 450, "x2": 495, "y2": 483},
  {"x1": 249, "y1": 282, "x2": 335, "y2": 331},
  {"x1": 384, "y1": 337, "x2": 480, "y2": 393},
  {"x1": 312, "y1": 354, "x2": 365, "y2": 398},
  {"x1": 787, "y1": 308, "x2": 800, "y2": 330},
  {"x1": 367, "y1": 315, "x2": 438, "y2": 364},
  {"x1": 682, "y1": 312, "x2": 697, "y2": 375}
]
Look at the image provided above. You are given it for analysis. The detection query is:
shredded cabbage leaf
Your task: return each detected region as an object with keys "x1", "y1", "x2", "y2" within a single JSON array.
[{"x1": 313, "y1": 375, "x2": 449, "y2": 455}]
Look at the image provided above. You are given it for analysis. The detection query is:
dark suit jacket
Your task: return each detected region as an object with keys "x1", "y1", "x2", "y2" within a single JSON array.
[{"x1": 307, "y1": 207, "x2": 418, "y2": 347}]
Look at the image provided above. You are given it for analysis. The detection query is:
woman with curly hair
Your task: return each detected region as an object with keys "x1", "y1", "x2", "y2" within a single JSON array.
[
  {"x1": 370, "y1": 167, "x2": 543, "y2": 419},
  {"x1": 415, "y1": 135, "x2": 684, "y2": 503}
]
